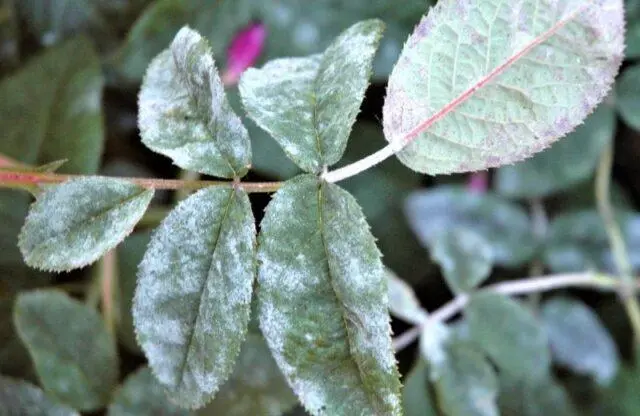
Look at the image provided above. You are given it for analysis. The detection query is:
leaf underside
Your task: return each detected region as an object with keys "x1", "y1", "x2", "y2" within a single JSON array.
[
  {"x1": 19, "y1": 178, "x2": 154, "y2": 272},
  {"x1": 383, "y1": 0, "x2": 623, "y2": 174},
  {"x1": 239, "y1": 20, "x2": 384, "y2": 173},
  {"x1": 139, "y1": 27, "x2": 251, "y2": 178},
  {"x1": 134, "y1": 187, "x2": 256, "y2": 408},
  {"x1": 257, "y1": 174, "x2": 401, "y2": 415}
]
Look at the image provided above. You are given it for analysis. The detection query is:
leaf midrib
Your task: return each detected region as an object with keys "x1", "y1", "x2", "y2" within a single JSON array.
[
  {"x1": 316, "y1": 182, "x2": 381, "y2": 413},
  {"x1": 175, "y1": 189, "x2": 235, "y2": 389},
  {"x1": 400, "y1": 3, "x2": 590, "y2": 145}
]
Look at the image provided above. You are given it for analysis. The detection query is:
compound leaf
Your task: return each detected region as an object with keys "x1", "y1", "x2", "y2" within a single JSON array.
[
  {"x1": 240, "y1": 20, "x2": 384, "y2": 173},
  {"x1": 466, "y1": 293, "x2": 551, "y2": 382},
  {"x1": 541, "y1": 296, "x2": 619, "y2": 385},
  {"x1": 0, "y1": 376, "x2": 78, "y2": 416},
  {"x1": 108, "y1": 367, "x2": 192, "y2": 416},
  {"x1": 383, "y1": 0, "x2": 623, "y2": 174},
  {"x1": 19, "y1": 178, "x2": 154, "y2": 272},
  {"x1": 495, "y1": 104, "x2": 615, "y2": 198},
  {"x1": 498, "y1": 373, "x2": 577, "y2": 416},
  {"x1": 258, "y1": 174, "x2": 401, "y2": 415},
  {"x1": 13, "y1": 290, "x2": 118, "y2": 411},
  {"x1": 402, "y1": 359, "x2": 437, "y2": 416},
  {"x1": 139, "y1": 27, "x2": 251, "y2": 178},
  {"x1": 134, "y1": 187, "x2": 256, "y2": 408},
  {"x1": 405, "y1": 186, "x2": 536, "y2": 266},
  {"x1": 430, "y1": 227, "x2": 493, "y2": 294}
]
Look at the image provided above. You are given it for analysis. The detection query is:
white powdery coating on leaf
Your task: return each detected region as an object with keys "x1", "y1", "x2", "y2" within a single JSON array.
[
  {"x1": 239, "y1": 20, "x2": 385, "y2": 173},
  {"x1": 18, "y1": 177, "x2": 153, "y2": 272},
  {"x1": 383, "y1": 0, "x2": 624, "y2": 174},
  {"x1": 257, "y1": 175, "x2": 402, "y2": 416},
  {"x1": 386, "y1": 269, "x2": 428, "y2": 325},
  {"x1": 133, "y1": 187, "x2": 256, "y2": 408},
  {"x1": 139, "y1": 27, "x2": 251, "y2": 178}
]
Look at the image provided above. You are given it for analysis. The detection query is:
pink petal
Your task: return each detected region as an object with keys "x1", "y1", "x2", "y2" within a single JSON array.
[
  {"x1": 468, "y1": 171, "x2": 489, "y2": 193},
  {"x1": 222, "y1": 22, "x2": 267, "y2": 85}
]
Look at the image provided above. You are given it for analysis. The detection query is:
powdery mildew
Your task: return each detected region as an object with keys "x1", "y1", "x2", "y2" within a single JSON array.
[{"x1": 133, "y1": 187, "x2": 256, "y2": 408}]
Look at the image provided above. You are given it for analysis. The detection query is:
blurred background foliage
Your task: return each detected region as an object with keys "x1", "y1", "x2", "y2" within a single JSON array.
[{"x1": 3, "y1": 0, "x2": 640, "y2": 415}]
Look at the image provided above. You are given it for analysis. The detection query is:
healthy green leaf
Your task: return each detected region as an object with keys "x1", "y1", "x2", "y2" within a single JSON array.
[
  {"x1": 430, "y1": 227, "x2": 493, "y2": 294},
  {"x1": 240, "y1": 20, "x2": 384, "y2": 173},
  {"x1": 495, "y1": 105, "x2": 615, "y2": 198},
  {"x1": 383, "y1": 0, "x2": 624, "y2": 174},
  {"x1": 386, "y1": 268, "x2": 428, "y2": 325},
  {"x1": 543, "y1": 210, "x2": 640, "y2": 273},
  {"x1": 139, "y1": 27, "x2": 251, "y2": 179},
  {"x1": 594, "y1": 361, "x2": 640, "y2": 416},
  {"x1": 197, "y1": 332, "x2": 298, "y2": 416},
  {"x1": 498, "y1": 374, "x2": 577, "y2": 416},
  {"x1": 466, "y1": 293, "x2": 551, "y2": 382},
  {"x1": 113, "y1": 0, "x2": 433, "y2": 82},
  {"x1": 134, "y1": 187, "x2": 256, "y2": 408},
  {"x1": 0, "y1": 376, "x2": 79, "y2": 416},
  {"x1": 625, "y1": 0, "x2": 640, "y2": 59},
  {"x1": 257, "y1": 174, "x2": 401, "y2": 415},
  {"x1": 19, "y1": 178, "x2": 154, "y2": 272},
  {"x1": 402, "y1": 359, "x2": 437, "y2": 416},
  {"x1": 13, "y1": 290, "x2": 119, "y2": 411},
  {"x1": 420, "y1": 323, "x2": 499, "y2": 416},
  {"x1": 405, "y1": 186, "x2": 536, "y2": 266},
  {"x1": 108, "y1": 367, "x2": 193, "y2": 416},
  {"x1": 616, "y1": 65, "x2": 640, "y2": 131},
  {"x1": 340, "y1": 122, "x2": 425, "y2": 282},
  {"x1": 117, "y1": 231, "x2": 152, "y2": 355},
  {"x1": 541, "y1": 297, "x2": 619, "y2": 385},
  {"x1": 0, "y1": 36, "x2": 104, "y2": 174}
]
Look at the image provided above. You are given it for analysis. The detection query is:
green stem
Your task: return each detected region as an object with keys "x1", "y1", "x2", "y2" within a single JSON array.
[
  {"x1": 0, "y1": 169, "x2": 282, "y2": 193},
  {"x1": 100, "y1": 250, "x2": 118, "y2": 337},
  {"x1": 595, "y1": 144, "x2": 640, "y2": 345}
]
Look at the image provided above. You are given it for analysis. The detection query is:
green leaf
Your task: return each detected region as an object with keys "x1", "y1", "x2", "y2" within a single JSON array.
[
  {"x1": 616, "y1": 65, "x2": 640, "y2": 130},
  {"x1": 0, "y1": 298, "x2": 35, "y2": 380},
  {"x1": 340, "y1": 122, "x2": 425, "y2": 282},
  {"x1": 257, "y1": 174, "x2": 401, "y2": 415},
  {"x1": 138, "y1": 27, "x2": 251, "y2": 179},
  {"x1": 197, "y1": 331, "x2": 298, "y2": 416},
  {"x1": 498, "y1": 374, "x2": 576, "y2": 416},
  {"x1": 226, "y1": 88, "x2": 300, "y2": 180},
  {"x1": 386, "y1": 268, "x2": 428, "y2": 325},
  {"x1": 542, "y1": 210, "x2": 640, "y2": 273},
  {"x1": 134, "y1": 187, "x2": 256, "y2": 408},
  {"x1": 240, "y1": 20, "x2": 384, "y2": 173},
  {"x1": 114, "y1": 0, "x2": 433, "y2": 82},
  {"x1": 117, "y1": 231, "x2": 152, "y2": 355},
  {"x1": 540, "y1": 297, "x2": 619, "y2": 385},
  {"x1": 382, "y1": 0, "x2": 623, "y2": 174},
  {"x1": 420, "y1": 324, "x2": 499, "y2": 416},
  {"x1": 430, "y1": 228, "x2": 493, "y2": 294},
  {"x1": 19, "y1": 178, "x2": 154, "y2": 272},
  {"x1": 405, "y1": 186, "x2": 536, "y2": 266},
  {"x1": 495, "y1": 105, "x2": 615, "y2": 198},
  {"x1": 0, "y1": 376, "x2": 79, "y2": 416},
  {"x1": 13, "y1": 290, "x2": 119, "y2": 411},
  {"x1": 402, "y1": 359, "x2": 437, "y2": 416},
  {"x1": 108, "y1": 367, "x2": 193, "y2": 416},
  {"x1": 466, "y1": 293, "x2": 551, "y2": 382},
  {"x1": 0, "y1": 36, "x2": 104, "y2": 174}
]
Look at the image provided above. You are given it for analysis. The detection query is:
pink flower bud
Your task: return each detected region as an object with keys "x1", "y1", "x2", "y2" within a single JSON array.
[
  {"x1": 222, "y1": 22, "x2": 267, "y2": 86},
  {"x1": 468, "y1": 171, "x2": 489, "y2": 193}
]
